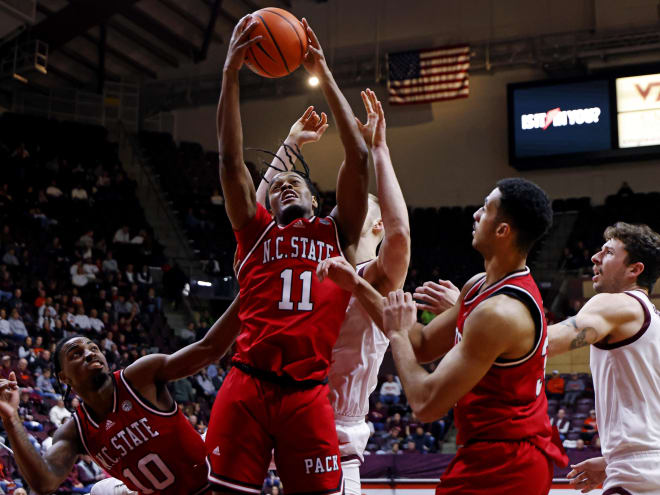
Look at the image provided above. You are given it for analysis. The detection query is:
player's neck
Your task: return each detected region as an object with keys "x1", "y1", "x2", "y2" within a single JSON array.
[
  {"x1": 80, "y1": 373, "x2": 115, "y2": 421},
  {"x1": 482, "y1": 252, "x2": 527, "y2": 286}
]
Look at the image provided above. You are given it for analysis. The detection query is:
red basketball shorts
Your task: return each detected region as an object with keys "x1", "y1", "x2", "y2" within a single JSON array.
[
  {"x1": 205, "y1": 367, "x2": 343, "y2": 494},
  {"x1": 436, "y1": 440, "x2": 553, "y2": 495}
]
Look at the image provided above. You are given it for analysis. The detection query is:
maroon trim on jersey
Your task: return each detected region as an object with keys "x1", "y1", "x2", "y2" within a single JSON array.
[
  {"x1": 235, "y1": 220, "x2": 276, "y2": 279},
  {"x1": 356, "y1": 260, "x2": 373, "y2": 278},
  {"x1": 491, "y1": 284, "x2": 544, "y2": 367},
  {"x1": 463, "y1": 267, "x2": 530, "y2": 306},
  {"x1": 603, "y1": 488, "x2": 633, "y2": 495},
  {"x1": 593, "y1": 291, "x2": 651, "y2": 350},
  {"x1": 326, "y1": 214, "x2": 346, "y2": 260},
  {"x1": 80, "y1": 373, "x2": 118, "y2": 429},
  {"x1": 119, "y1": 369, "x2": 178, "y2": 416}
]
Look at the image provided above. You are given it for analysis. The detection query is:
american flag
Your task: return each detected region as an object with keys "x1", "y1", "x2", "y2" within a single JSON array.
[{"x1": 387, "y1": 45, "x2": 470, "y2": 105}]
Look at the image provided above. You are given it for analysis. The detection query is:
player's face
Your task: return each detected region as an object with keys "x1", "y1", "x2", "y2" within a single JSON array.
[
  {"x1": 268, "y1": 172, "x2": 315, "y2": 225},
  {"x1": 59, "y1": 337, "x2": 110, "y2": 391},
  {"x1": 472, "y1": 188, "x2": 502, "y2": 251},
  {"x1": 591, "y1": 238, "x2": 634, "y2": 293}
]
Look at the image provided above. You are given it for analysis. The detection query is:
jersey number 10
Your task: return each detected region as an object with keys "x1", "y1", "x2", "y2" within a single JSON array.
[{"x1": 278, "y1": 269, "x2": 314, "y2": 311}]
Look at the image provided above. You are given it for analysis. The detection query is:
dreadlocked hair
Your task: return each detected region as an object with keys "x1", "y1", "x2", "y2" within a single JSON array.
[
  {"x1": 251, "y1": 143, "x2": 320, "y2": 215},
  {"x1": 53, "y1": 334, "x2": 86, "y2": 401}
]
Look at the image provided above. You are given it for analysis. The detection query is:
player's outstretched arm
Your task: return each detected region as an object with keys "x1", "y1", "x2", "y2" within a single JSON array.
[
  {"x1": 125, "y1": 297, "x2": 241, "y2": 386},
  {"x1": 384, "y1": 291, "x2": 519, "y2": 422},
  {"x1": 301, "y1": 19, "x2": 369, "y2": 256},
  {"x1": 255, "y1": 106, "x2": 328, "y2": 206},
  {"x1": 218, "y1": 15, "x2": 262, "y2": 230},
  {"x1": 547, "y1": 292, "x2": 641, "y2": 357},
  {"x1": 358, "y1": 89, "x2": 410, "y2": 293},
  {"x1": 0, "y1": 372, "x2": 81, "y2": 494}
]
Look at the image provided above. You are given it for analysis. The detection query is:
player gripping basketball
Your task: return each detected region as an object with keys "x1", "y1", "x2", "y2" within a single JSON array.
[{"x1": 205, "y1": 14, "x2": 369, "y2": 495}]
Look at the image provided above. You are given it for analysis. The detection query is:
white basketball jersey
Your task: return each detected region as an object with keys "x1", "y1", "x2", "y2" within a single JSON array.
[
  {"x1": 590, "y1": 290, "x2": 660, "y2": 460},
  {"x1": 328, "y1": 261, "x2": 390, "y2": 418}
]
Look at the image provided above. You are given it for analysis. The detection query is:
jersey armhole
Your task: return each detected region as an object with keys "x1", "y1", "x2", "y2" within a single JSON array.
[{"x1": 490, "y1": 285, "x2": 543, "y2": 367}]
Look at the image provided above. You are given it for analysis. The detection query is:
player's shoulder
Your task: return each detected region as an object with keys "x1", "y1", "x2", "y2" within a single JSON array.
[
  {"x1": 460, "y1": 272, "x2": 486, "y2": 296},
  {"x1": 466, "y1": 293, "x2": 534, "y2": 344},
  {"x1": 584, "y1": 291, "x2": 647, "y2": 323}
]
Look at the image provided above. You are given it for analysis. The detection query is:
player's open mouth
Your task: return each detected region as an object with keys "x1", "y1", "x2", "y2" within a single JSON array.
[{"x1": 282, "y1": 191, "x2": 297, "y2": 203}]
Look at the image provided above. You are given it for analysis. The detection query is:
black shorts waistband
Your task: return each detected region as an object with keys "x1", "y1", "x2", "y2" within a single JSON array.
[{"x1": 232, "y1": 361, "x2": 328, "y2": 390}]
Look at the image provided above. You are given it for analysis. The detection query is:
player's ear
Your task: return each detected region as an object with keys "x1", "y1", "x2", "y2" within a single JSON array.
[
  {"x1": 628, "y1": 261, "x2": 645, "y2": 280},
  {"x1": 312, "y1": 196, "x2": 318, "y2": 209}
]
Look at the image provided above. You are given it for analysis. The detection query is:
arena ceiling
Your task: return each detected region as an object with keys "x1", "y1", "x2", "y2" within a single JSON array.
[{"x1": 0, "y1": 0, "x2": 293, "y2": 91}]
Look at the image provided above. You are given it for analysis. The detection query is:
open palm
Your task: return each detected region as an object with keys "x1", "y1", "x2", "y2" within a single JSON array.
[
  {"x1": 355, "y1": 88, "x2": 386, "y2": 148},
  {"x1": 289, "y1": 106, "x2": 329, "y2": 147}
]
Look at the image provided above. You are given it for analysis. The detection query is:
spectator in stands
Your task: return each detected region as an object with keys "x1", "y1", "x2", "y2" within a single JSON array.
[
  {"x1": 88, "y1": 308, "x2": 104, "y2": 334},
  {"x1": 15, "y1": 358, "x2": 35, "y2": 390},
  {"x1": 0, "y1": 272, "x2": 13, "y2": 301},
  {"x1": 563, "y1": 372, "x2": 586, "y2": 407},
  {"x1": 33, "y1": 349, "x2": 52, "y2": 373},
  {"x1": 0, "y1": 309, "x2": 10, "y2": 336},
  {"x1": 551, "y1": 408, "x2": 571, "y2": 441},
  {"x1": 49, "y1": 397, "x2": 72, "y2": 426},
  {"x1": 368, "y1": 401, "x2": 387, "y2": 431},
  {"x1": 137, "y1": 265, "x2": 153, "y2": 287},
  {"x1": 574, "y1": 438, "x2": 586, "y2": 451},
  {"x1": 379, "y1": 374, "x2": 402, "y2": 405},
  {"x1": 18, "y1": 336, "x2": 36, "y2": 365},
  {"x1": 0, "y1": 355, "x2": 12, "y2": 379},
  {"x1": 581, "y1": 409, "x2": 598, "y2": 443},
  {"x1": 131, "y1": 229, "x2": 147, "y2": 245},
  {"x1": 172, "y1": 377, "x2": 196, "y2": 403},
  {"x1": 617, "y1": 181, "x2": 633, "y2": 197},
  {"x1": 546, "y1": 370, "x2": 565, "y2": 401},
  {"x1": 102, "y1": 251, "x2": 119, "y2": 274},
  {"x1": 71, "y1": 184, "x2": 89, "y2": 202},
  {"x1": 403, "y1": 440, "x2": 418, "y2": 454},
  {"x1": 76, "y1": 455, "x2": 105, "y2": 486},
  {"x1": 408, "y1": 425, "x2": 435, "y2": 453},
  {"x1": 2, "y1": 248, "x2": 19, "y2": 266},
  {"x1": 72, "y1": 264, "x2": 93, "y2": 288},
  {"x1": 210, "y1": 188, "x2": 224, "y2": 206},
  {"x1": 8, "y1": 308, "x2": 28, "y2": 341},
  {"x1": 113, "y1": 225, "x2": 131, "y2": 244},
  {"x1": 45, "y1": 179, "x2": 63, "y2": 198},
  {"x1": 195, "y1": 369, "x2": 217, "y2": 398},
  {"x1": 72, "y1": 307, "x2": 91, "y2": 332},
  {"x1": 36, "y1": 368, "x2": 59, "y2": 399}
]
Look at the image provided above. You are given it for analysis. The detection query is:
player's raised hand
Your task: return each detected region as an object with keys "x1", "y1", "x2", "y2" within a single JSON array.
[
  {"x1": 224, "y1": 15, "x2": 263, "y2": 72},
  {"x1": 383, "y1": 290, "x2": 417, "y2": 338},
  {"x1": 301, "y1": 18, "x2": 327, "y2": 76},
  {"x1": 288, "y1": 106, "x2": 329, "y2": 147},
  {"x1": 413, "y1": 279, "x2": 459, "y2": 314},
  {"x1": 355, "y1": 89, "x2": 378, "y2": 148},
  {"x1": 316, "y1": 257, "x2": 359, "y2": 292},
  {"x1": 567, "y1": 457, "x2": 607, "y2": 493},
  {"x1": 0, "y1": 372, "x2": 20, "y2": 422}
]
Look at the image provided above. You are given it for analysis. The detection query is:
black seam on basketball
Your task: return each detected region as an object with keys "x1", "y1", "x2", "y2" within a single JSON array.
[
  {"x1": 263, "y1": 8, "x2": 304, "y2": 62},
  {"x1": 255, "y1": 41, "x2": 277, "y2": 62},
  {"x1": 256, "y1": 13, "x2": 290, "y2": 74},
  {"x1": 248, "y1": 45, "x2": 274, "y2": 77}
]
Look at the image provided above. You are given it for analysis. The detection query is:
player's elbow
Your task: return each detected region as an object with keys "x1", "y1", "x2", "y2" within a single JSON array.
[
  {"x1": 413, "y1": 400, "x2": 445, "y2": 424},
  {"x1": 32, "y1": 477, "x2": 60, "y2": 495},
  {"x1": 346, "y1": 144, "x2": 369, "y2": 168}
]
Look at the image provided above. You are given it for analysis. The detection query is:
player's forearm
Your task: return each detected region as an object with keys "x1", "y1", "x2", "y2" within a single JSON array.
[
  {"x1": 389, "y1": 332, "x2": 440, "y2": 422},
  {"x1": 217, "y1": 68, "x2": 245, "y2": 169},
  {"x1": 353, "y1": 277, "x2": 385, "y2": 330},
  {"x1": 2, "y1": 415, "x2": 65, "y2": 494},
  {"x1": 255, "y1": 136, "x2": 298, "y2": 205},
  {"x1": 318, "y1": 67, "x2": 368, "y2": 161},
  {"x1": 372, "y1": 145, "x2": 408, "y2": 235}
]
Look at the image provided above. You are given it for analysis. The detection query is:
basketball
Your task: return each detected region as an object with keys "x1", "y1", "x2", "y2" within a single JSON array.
[{"x1": 244, "y1": 8, "x2": 308, "y2": 78}]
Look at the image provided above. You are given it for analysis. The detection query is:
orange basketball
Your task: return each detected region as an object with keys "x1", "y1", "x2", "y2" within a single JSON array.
[{"x1": 244, "y1": 8, "x2": 308, "y2": 78}]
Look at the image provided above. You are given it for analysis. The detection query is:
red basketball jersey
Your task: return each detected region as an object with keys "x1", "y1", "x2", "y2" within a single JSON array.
[
  {"x1": 73, "y1": 370, "x2": 209, "y2": 494},
  {"x1": 454, "y1": 267, "x2": 567, "y2": 466},
  {"x1": 234, "y1": 202, "x2": 351, "y2": 381}
]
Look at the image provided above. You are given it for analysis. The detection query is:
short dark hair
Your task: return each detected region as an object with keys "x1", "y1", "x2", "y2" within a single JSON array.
[
  {"x1": 604, "y1": 222, "x2": 660, "y2": 292},
  {"x1": 496, "y1": 178, "x2": 553, "y2": 253}
]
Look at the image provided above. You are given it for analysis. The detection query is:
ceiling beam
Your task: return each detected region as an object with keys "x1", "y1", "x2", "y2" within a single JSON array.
[
  {"x1": 57, "y1": 46, "x2": 121, "y2": 81},
  {"x1": 31, "y1": 0, "x2": 140, "y2": 51},
  {"x1": 157, "y1": 0, "x2": 223, "y2": 44},
  {"x1": 195, "y1": 0, "x2": 222, "y2": 63},
  {"x1": 47, "y1": 65, "x2": 86, "y2": 88},
  {"x1": 108, "y1": 20, "x2": 179, "y2": 67},
  {"x1": 199, "y1": 0, "x2": 238, "y2": 27},
  {"x1": 36, "y1": 4, "x2": 157, "y2": 79},
  {"x1": 120, "y1": 7, "x2": 198, "y2": 58}
]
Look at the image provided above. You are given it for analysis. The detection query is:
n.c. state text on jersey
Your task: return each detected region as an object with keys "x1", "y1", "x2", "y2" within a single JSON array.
[{"x1": 234, "y1": 203, "x2": 352, "y2": 382}]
